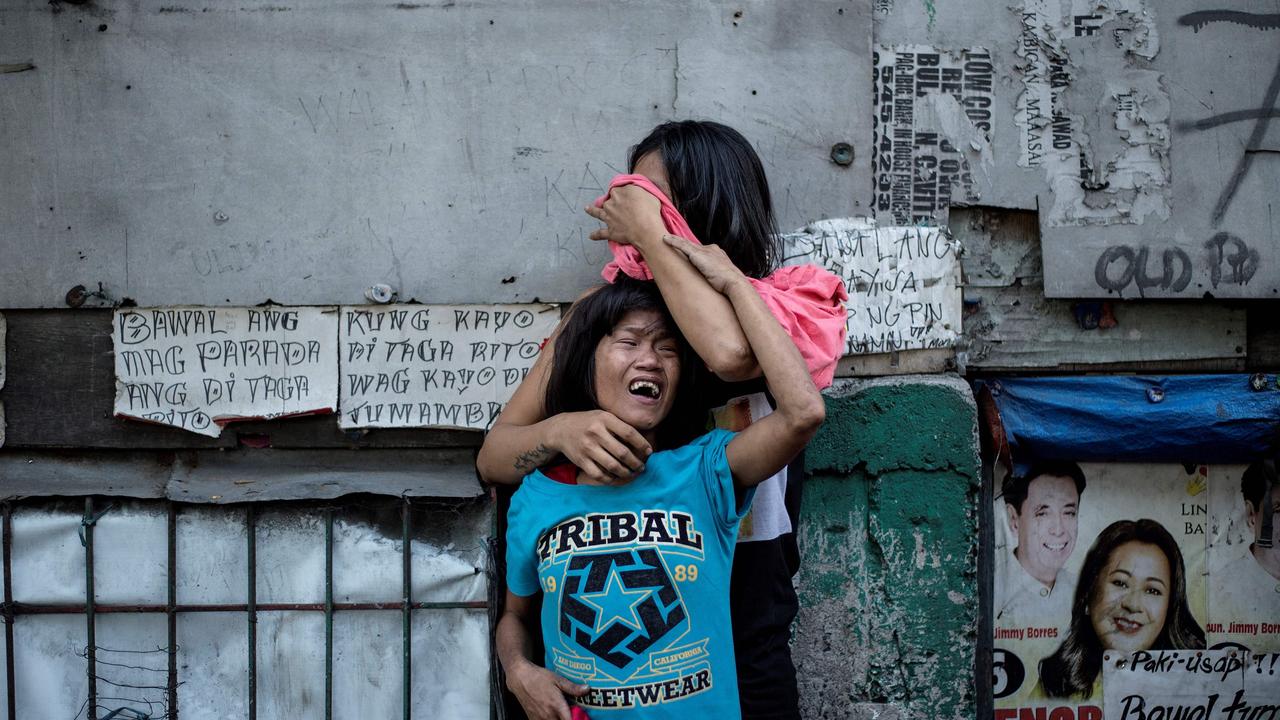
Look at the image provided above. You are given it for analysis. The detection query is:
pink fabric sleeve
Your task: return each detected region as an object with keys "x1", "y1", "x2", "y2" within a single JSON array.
[
  {"x1": 748, "y1": 266, "x2": 848, "y2": 390},
  {"x1": 596, "y1": 175, "x2": 848, "y2": 389},
  {"x1": 597, "y1": 174, "x2": 701, "y2": 283}
]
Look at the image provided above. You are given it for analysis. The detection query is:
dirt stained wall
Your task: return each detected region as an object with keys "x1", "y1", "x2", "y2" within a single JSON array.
[{"x1": 794, "y1": 376, "x2": 979, "y2": 719}]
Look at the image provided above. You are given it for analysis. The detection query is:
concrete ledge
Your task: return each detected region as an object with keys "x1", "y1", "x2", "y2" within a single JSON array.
[{"x1": 0, "y1": 448, "x2": 483, "y2": 502}]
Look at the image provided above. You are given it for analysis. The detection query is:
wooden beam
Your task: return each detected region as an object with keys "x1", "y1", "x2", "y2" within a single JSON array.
[
  {"x1": 0, "y1": 310, "x2": 481, "y2": 449},
  {"x1": 952, "y1": 207, "x2": 1249, "y2": 372},
  {"x1": 0, "y1": 448, "x2": 483, "y2": 502},
  {"x1": 1247, "y1": 305, "x2": 1280, "y2": 371}
]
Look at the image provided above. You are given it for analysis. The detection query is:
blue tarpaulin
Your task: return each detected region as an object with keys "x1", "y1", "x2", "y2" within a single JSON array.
[{"x1": 976, "y1": 375, "x2": 1280, "y2": 465}]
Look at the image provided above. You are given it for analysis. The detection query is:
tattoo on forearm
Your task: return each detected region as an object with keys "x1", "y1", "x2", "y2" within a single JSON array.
[{"x1": 513, "y1": 444, "x2": 552, "y2": 473}]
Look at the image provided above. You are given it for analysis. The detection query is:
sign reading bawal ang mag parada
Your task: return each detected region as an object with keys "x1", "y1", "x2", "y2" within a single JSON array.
[{"x1": 112, "y1": 307, "x2": 338, "y2": 437}]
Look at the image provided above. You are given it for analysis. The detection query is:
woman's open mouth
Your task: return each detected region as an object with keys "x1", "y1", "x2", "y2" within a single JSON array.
[
  {"x1": 628, "y1": 379, "x2": 662, "y2": 404},
  {"x1": 1113, "y1": 617, "x2": 1144, "y2": 634}
]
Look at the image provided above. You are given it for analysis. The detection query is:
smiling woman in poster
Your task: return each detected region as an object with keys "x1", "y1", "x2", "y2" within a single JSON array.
[{"x1": 1038, "y1": 519, "x2": 1206, "y2": 699}]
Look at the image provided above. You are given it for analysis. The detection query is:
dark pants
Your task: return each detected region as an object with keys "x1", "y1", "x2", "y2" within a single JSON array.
[{"x1": 730, "y1": 537, "x2": 801, "y2": 720}]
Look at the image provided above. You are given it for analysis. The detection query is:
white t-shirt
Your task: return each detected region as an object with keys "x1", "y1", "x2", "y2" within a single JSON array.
[
  {"x1": 995, "y1": 547, "x2": 1077, "y2": 631},
  {"x1": 711, "y1": 392, "x2": 790, "y2": 543}
]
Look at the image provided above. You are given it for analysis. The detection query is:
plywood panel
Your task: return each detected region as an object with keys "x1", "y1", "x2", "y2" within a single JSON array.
[
  {"x1": 953, "y1": 208, "x2": 1248, "y2": 370},
  {"x1": 0, "y1": 0, "x2": 872, "y2": 308}
]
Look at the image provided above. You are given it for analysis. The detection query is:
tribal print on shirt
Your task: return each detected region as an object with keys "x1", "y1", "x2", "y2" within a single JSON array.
[{"x1": 537, "y1": 509, "x2": 715, "y2": 710}]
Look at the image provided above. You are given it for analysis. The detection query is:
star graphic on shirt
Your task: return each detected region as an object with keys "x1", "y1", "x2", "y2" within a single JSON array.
[{"x1": 576, "y1": 566, "x2": 651, "y2": 636}]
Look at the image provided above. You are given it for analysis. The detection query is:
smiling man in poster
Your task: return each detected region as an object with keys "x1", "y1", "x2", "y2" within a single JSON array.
[{"x1": 997, "y1": 461, "x2": 1088, "y2": 629}]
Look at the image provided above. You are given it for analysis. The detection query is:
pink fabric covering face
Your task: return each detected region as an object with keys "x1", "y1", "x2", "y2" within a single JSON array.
[
  {"x1": 595, "y1": 175, "x2": 849, "y2": 389},
  {"x1": 597, "y1": 174, "x2": 694, "y2": 283}
]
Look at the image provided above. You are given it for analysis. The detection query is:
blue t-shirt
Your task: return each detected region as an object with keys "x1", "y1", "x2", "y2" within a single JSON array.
[{"x1": 506, "y1": 429, "x2": 752, "y2": 718}]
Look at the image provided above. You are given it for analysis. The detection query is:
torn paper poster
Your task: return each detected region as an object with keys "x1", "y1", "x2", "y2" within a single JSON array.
[
  {"x1": 1208, "y1": 462, "x2": 1280, "y2": 653},
  {"x1": 1101, "y1": 650, "x2": 1280, "y2": 720},
  {"x1": 1014, "y1": 0, "x2": 1169, "y2": 227},
  {"x1": 782, "y1": 218, "x2": 961, "y2": 355},
  {"x1": 338, "y1": 304, "x2": 559, "y2": 431},
  {"x1": 113, "y1": 307, "x2": 339, "y2": 437},
  {"x1": 872, "y1": 45, "x2": 994, "y2": 225}
]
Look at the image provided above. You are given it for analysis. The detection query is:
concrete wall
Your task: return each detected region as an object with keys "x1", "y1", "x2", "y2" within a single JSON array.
[
  {"x1": 795, "y1": 377, "x2": 980, "y2": 719},
  {"x1": 0, "y1": 0, "x2": 870, "y2": 308}
]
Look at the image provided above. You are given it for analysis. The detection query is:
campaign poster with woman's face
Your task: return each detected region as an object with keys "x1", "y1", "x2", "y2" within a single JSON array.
[{"x1": 993, "y1": 463, "x2": 1210, "y2": 718}]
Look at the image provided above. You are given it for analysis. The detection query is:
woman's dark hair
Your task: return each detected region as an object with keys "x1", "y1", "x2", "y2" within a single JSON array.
[
  {"x1": 544, "y1": 278, "x2": 704, "y2": 450},
  {"x1": 1039, "y1": 519, "x2": 1205, "y2": 698},
  {"x1": 629, "y1": 120, "x2": 779, "y2": 279}
]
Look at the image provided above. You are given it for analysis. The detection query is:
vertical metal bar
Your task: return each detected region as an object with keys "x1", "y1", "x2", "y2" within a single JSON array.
[
  {"x1": 84, "y1": 498, "x2": 97, "y2": 720},
  {"x1": 3, "y1": 503, "x2": 16, "y2": 720},
  {"x1": 401, "y1": 499, "x2": 411, "y2": 720},
  {"x1": 977, "y1": 456, "x2": 995, "y2": 720},
  {"x1": 246, "y1": 506, "x2": 257, "y2": 720},
  {"x1": 167, "y1": 503, "x2": 178, "y2": 720},
  {"x1": 324, "y1": 509, "x2": 334, "y2": 720}
]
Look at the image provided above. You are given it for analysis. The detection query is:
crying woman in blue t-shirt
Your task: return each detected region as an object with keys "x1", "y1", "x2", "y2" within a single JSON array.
[{"x1": 496, "y1": 240, "x2": 826, "y2": 720}]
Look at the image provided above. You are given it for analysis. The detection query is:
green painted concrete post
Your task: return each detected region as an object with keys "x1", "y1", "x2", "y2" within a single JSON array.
[{"x1": 794, "y1": 376, "x2": 979, "y2": 719}]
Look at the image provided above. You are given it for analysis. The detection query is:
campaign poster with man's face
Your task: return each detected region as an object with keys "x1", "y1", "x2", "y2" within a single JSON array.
[
  {"x1": 993, "y1": 463, "x2": 1209, "y2": 718},
  {"x1": 1207, "y1": 462, "x2": 1280, "y2": 651}
]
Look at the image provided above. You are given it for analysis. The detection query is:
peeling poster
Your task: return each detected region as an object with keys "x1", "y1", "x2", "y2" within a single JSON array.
[
  {"x1": 1101, "y1": 650, "x2": 1280, "y2": 720},
  {"x1": 993, "y1": 462, "x2": 1209, "y2": 718},
  {"x1": 113, "y1": 307, "x2": 339, "y2": 437},
  {"x1": 338, "y1": 304, "x2": 558, "y2": 431},
  {"x1": 872, "y1": 44, "x2": 994, "y2": 225},
  {"x1": 1014, "y1": 0, "x2": 1170, "y2": 227},
  {"x1": 782, "y1": 218, "x2": 961, "y2": 355}
]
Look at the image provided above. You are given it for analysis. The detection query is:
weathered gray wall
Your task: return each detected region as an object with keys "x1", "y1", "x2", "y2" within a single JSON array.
[
  {"x1": 872, "y1": 0, "x2": 1280, "y2": 299},
  {"x1": 1, "y1": 0, "x2": 871, "y2": 308}
]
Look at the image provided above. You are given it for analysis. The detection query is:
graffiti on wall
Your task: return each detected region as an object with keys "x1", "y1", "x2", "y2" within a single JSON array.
[
  {"x1": 1090, "y1": 234, "x2": 1261, "y2": 298},
  {"x1": 1175, "y1": 11, "x2": 1280, "y2": 227},
  {"x1": 1077, "y1": 8, "x2": 1278, "y2": 298}
]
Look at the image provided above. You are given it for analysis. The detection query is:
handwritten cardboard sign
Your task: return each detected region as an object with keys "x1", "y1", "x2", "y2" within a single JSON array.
[
  {"x1": 782, "y1": 218, "x2": 961, "y2": 356},
  {"x1": 1103, "y1": 650, "x2": 1280, "y2": 719},
  {"x1": 113, "y1": 307, "x2": 339, "y2": 437},
  {"x1": 338, "y1": 304, "x2": 558, "y2": 431}
]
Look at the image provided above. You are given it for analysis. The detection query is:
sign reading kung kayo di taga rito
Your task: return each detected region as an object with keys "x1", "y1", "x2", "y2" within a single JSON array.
[{"x1": 338, "y1": 304, "x2": 558, "y2": 431}]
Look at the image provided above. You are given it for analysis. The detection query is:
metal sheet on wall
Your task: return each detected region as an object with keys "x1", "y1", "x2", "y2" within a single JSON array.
[
  {"x1": 2, "y1": 500, "x2": 491, "y2": 718},
  {"x1": 0, "y1": 0, "x2": 871, "y2": 308},
  {"x1": 872, "y1": 0, "x2": 1279, "y2": 299},
  {"x1": 1033, "y1": 0, "x2": 1280, "y2": 299}
]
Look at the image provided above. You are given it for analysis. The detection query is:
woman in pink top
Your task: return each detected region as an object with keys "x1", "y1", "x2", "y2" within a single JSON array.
[{"x1": 479, "y1": 121, "x2": 846, "y2": 720}]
